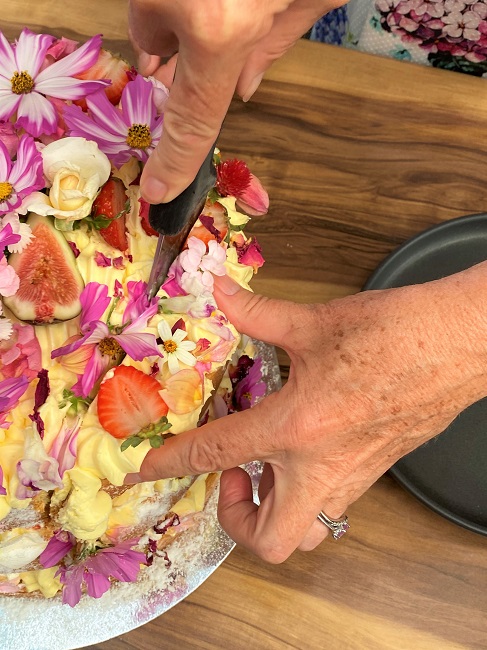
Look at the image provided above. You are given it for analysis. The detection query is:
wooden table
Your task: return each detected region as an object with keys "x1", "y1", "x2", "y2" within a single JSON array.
[{"x1": 3, "y1": 3, "x2": 487, "y2": 649}]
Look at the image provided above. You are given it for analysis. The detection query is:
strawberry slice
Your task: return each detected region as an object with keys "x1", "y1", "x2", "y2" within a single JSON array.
[
  {"x1": 98, "y1": 366, "x2": 169, "y2": 443},
  {"x1": 92, "y1": 177, "x2": 129, "y2": 252},
  {"x1": 75, "y1": 49, "x2": 130, "y2": 106},
  {"x1": 190, "y1": 200, "x2": 229, "y2": 245},
  {"x1": 138, "y1": 197, "x2": 159, "y2": 238}
]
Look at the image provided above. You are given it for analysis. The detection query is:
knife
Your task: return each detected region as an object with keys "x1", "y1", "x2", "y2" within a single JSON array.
[{"x1": 146, "y1": 143, "x2": 217, "y2": 299}]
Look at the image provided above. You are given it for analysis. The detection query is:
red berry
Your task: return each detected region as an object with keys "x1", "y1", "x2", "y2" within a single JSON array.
[{"x1": 98, "y1": 365, "x2": 168, "y2": 439}]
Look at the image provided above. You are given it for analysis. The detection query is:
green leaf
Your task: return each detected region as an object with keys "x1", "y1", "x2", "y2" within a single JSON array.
[
  {"x1": 120, "y1": 435, "x2": 143, "y2": 452},
  {"x1": 149, "y1": 436, "x2": 164, "y2": 448}
]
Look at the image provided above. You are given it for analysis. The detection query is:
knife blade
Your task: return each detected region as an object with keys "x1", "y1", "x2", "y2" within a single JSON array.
[{"x1": 146, "y1": 143, "x2": 217, "y2": 299}]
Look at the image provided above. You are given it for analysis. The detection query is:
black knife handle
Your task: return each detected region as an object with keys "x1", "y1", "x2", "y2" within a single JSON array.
[{"x1": 148, "y1": 144, "x2": 217, "y2": 236}]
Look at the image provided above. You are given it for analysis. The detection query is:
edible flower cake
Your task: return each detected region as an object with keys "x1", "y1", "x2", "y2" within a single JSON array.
[{"x1": 0, "y1": 29, "x2": 268, "y2": 606}]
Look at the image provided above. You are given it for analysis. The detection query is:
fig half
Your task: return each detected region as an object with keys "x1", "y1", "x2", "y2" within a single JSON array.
[{"x1": 4, "y1": 213, "x2": 84, "y2": 324}]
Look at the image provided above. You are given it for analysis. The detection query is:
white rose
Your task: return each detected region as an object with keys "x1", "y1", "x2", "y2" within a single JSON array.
[{"x1": 21, "y1": 137, "x2": 111, "y2": 222}]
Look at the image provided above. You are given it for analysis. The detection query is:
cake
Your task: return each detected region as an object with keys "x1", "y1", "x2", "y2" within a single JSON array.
[{"x1": 0, "y1": 29, "x2": 268, "y2": 606}]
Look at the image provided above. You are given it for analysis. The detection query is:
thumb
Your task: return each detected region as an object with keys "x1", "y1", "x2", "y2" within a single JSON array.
[{"x1": 213, "y1": 274, "x2": 311, "y2": 352}]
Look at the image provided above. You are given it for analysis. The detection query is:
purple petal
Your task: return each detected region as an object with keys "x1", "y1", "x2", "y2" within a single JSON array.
[
  {"x1": 59, "y1": 565, "x2": 84, "y2": 607},
  {"x1": 115, "y1": 331, "x2": 161, "y2": 361},
  {"x1": 35, "y1": 76, "x2": 110, "y2": 101},
  {"x1": 86, "y1": 89, "x2": 129, "y2": 137},
  {"x1": 0, "y1": 222, "x2": 21, "y2": 250},
  {"x1": 49, "y1": 417, "x2": 80, "y2": 477},
  {"x1": 0, "y1": 91, "x2": 21, "y2": 128},
  {"x1": 0, "y1": 140, "x2": 12, "y2": 180},
  {"x1": 0, "y1": 375, "x2": 29, "y2": 410},
  {"x1": 8, "y1": 135, "x2": 44, "y2": 199},
  {"x1": 15, "y1": 92, "x2": 57, "y2": 137},
  {"x1": 36, "y1": 34, "x2": 103, "y2": 82},
  {"x1": 80, "y1": 282, "x2": 111, "y2": 329},
  {"x1": 79, "y1": 348, "x2": 107, "y2": 397},
  {"x1": 122, "y1": 74, "x2": 156, "y2": 126},
  {"x1": 64, "y1": 102, "x2": 128, "y2": 157},
  {"x1": 39, "y1": 530, "x2": 76, "y2": 568},
  {"x1": 84, "y1": 570, "x2": 111, "y2": 599},
  {"x1": 14, "y1": 29, "x2": 55, "y2": 78},
  {"x1": 0, "y1": 31, "x2": 18, "y2": 78},
  {"x1": 94, "y1": 251, "x2": 112, "y2": 268}
]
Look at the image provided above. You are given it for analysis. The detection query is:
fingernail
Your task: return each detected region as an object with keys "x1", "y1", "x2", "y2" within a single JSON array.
[
  {"x1": 242, "y1": 73, "x2": 264, "y2": 103},
  {"x1": 124, "y1": 472, "x2": 141, "y2": 485},
  {"x1": 142, "y1": 177, "x2": 168, "y2": 204},
  {"x1": 213, "y1": 273, "x2": 240, "y2": 295}
]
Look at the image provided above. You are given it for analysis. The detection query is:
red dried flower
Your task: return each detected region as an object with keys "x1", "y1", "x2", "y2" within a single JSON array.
[{"x1": 216, "y1": 159, "x2": 251, "y2": 197}]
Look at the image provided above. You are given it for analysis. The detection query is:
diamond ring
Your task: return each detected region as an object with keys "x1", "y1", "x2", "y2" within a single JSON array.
[{"x1": 317, "y1": 511, "x2": 350, "y2": 540}]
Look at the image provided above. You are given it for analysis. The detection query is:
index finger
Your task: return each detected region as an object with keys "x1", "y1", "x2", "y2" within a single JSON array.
[
  {"x1": 131, "y1": 391, "x2": 284, "y2": 482},
  {"x1": 140, "y1": 43, "x2": 247, "y2": 204}
]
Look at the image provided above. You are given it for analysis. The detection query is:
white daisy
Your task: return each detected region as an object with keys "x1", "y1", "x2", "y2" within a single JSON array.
[{"x1": 157, "y1": 320, "x2": 197, "y2": 375}]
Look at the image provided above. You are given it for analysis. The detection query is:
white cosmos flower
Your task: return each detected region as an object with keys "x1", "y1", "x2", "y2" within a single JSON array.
[{"x1": 157, "y1": 319, "x2": 197, "y2": 375}]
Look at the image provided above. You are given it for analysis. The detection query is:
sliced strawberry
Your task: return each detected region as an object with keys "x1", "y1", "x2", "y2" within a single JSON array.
[
  {"x1": 98, "y1": 365, "x2": 168, "y2": 439},
  {"x1": 138, "y1": 197, "x2": 159, "y2": 237},
  {"x1": 75, "y1": 49, "x2": 130, "y2": 106},
  {"x1": 92, "y1": 177, "x2": 129, "y2": 252}
]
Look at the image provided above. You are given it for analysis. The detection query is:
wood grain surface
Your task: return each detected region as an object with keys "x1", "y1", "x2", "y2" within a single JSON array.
[{"x1": 3, "y1": 4, "x2": 487, "y2": 649}]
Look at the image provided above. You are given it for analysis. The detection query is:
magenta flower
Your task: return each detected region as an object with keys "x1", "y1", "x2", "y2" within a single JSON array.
[
  {"x1": 0, "y1": 135, "x2": 44, "y2": 215},
  {"x1": 233, "y1": 235, "x2": 265, "y2": 271},
  {"x1": 0, "y1": 464, "x2": 6, "y2": 496},
  {"x1": 51, "y1": 281, "x2": 161, "y2": 398},
  {"x1": 57, "y1": 539, "x2": 147, "y2": 607},
  {"x1": 229, "y1": 355, "x2": 266, "y2": 411},
  {"x1": 0, "y1": 375, "x2": 29, "y2": 428},
  {"x1": 0, "y1": 29, "x2": 108, "y2": 137},
  {"x1": 63, "y1": 74, "x2": 163, "y2": 167},
  {"x1": 39, "y1": 529, "x2": 76, "y2": 568}
]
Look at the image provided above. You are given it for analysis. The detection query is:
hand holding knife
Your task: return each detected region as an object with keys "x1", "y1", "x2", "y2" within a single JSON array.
[{"x1": 146, "y1": 143, "x2": 217, "y2": 299}]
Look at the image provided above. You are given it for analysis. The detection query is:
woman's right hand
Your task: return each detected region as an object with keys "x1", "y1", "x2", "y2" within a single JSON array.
[{"x1": 128, "y1": 0, "x2": 345, "y2": 204}]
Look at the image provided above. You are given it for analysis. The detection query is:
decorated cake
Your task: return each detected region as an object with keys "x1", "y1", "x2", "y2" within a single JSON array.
[{"x1": 0, "y1": 29, "x2": 268, "y2": 606}]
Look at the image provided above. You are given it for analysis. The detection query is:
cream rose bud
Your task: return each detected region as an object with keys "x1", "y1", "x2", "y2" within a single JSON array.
[{"x1": 21, "y1": 137, "x2": 111, "y2": 222}]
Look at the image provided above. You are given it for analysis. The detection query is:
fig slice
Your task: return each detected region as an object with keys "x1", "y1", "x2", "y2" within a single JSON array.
[{"x1": 4, "y1": 213, "x2": 84, "y2": 324}]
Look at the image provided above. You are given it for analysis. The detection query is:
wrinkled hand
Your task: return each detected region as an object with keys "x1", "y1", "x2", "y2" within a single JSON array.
[
  {"x1": 128, "y1": 0, "x2": 342, "y2": 204},
  {"x1": 129, "y1": 268, "x2": 487, "y2": 562}
]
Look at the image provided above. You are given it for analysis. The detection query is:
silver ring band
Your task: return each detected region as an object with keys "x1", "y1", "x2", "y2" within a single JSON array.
[{"x1": 317, "y1": 511, "x2": 350, "y2": 540}]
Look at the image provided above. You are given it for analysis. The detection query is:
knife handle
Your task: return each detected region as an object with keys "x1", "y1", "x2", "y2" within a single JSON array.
[{"x1": 148, "y1": 143, "x2": 217, "y2": 236}]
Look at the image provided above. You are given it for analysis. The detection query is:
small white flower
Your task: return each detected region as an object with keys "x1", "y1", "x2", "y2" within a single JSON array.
[{"x1": 157, "y1": 319, "x2": 197, "y2": 375}]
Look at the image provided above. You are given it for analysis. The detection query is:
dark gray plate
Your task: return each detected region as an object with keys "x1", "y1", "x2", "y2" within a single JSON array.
[{"x1": 363, "y1": 213, "x2": 487, "y2": 535}]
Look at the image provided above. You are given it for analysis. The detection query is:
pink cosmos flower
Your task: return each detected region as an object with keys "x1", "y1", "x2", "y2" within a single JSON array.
[
  {"x1": 179, "y1": 236, "x2": 227, "y2": 296},
  {"x1": 51, "y1": 281, "x2": 161, "y2": 398},
  {"x1": 56, "y1": 539, "x2": 147, "y2": 607},
  {"x1": 0, "y1": 29, "x2": 108, "y2": 137},
  {"x1": 63, "y1": 74, "x2": 163, "y2": 167},
  {"x1": 0, "y1": 135, "x2": 44, "y2": 215},
  {"x1": 0, "y1": 375, "x2": 30, "y2": 428}
]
